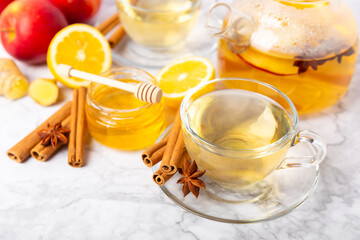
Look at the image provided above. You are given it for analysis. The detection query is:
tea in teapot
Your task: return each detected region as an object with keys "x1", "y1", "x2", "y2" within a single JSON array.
[{"x1": 207, "y1": 0, "x2": 358, "y2": 114}]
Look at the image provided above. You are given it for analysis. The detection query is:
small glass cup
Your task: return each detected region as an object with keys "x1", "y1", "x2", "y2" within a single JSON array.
[
  {"x1": 86, "y1": 67, "x2": 166, "y2": 150},
  {"x1": 180, "y1": 78, "x2": 326, "y2": 202},
  {"x1": 115, "y1": 0, "x2": 201, "y2": 66}
]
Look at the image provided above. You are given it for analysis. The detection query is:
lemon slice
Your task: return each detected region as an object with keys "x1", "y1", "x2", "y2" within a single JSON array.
[
  {"x1": 277, "y1": 0, "x2": 329, "y2": 9},
  {"x1": 47, "y1": 24, "x2": 112, "y2": 88},
  {"x1": 156, "y1": 57, "x2": 215, "y2": 108}
]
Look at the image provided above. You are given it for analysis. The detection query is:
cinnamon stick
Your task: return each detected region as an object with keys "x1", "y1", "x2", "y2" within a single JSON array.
[
  {"x1": 31, "y1": 116, "x2": 71, "y2": 161},
  {"x1": 146, "y1": 110, "x2": 188, "y2": 185},
  {"x1": 160, "y1": 110, "x2": 181, "y2": 174},
  {"x1": 152, "y1": 169, "x2": 164, "y2": 185},
  {"x1": 96, "y1": 13, "x2": 119, "y2": 34},
  {"x1": 108, "y1": 25, "x2": 126, "y2": 48},
  {"x1": 102, "y1": 19, "x2": 120, "y2": 35},
  {"x1": 152, "y1": 150, "x2": 191, "y2": 186},
  {"x1": 75, "y1": 87, "x2": 87, "y2": 166},
  {"x1": 68, "y1": 89, "x2": 78, "y2": 166},
  {"x1": 153, "y1": 171, "x2": 174, "y2": 186},
  {"x1": 182, "y1": 150, "x2": 191, "y2": 162},
  {"x1": 143, "y1": 145, "x2": 165, "y2": 167},
  {"x1": 6, "y1": 101, "x2": 72, "y2": 163},
  {"x1": 68, "y1": 87, "x2": 87, "y2": 168},
  {"x1": 142, "y1": 137, "x2": 168, "y2": 160},
  {"x1": 169, "y1": 131, "x2": 185, "y2": 169},
  {"x1": 142, "y1": 137, "x2": 168, "y2": 167}
]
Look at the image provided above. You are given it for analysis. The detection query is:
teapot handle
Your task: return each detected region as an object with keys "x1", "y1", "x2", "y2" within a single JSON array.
[{"x1": 206, "y1": 3, "x2": 255, "y2": 54}]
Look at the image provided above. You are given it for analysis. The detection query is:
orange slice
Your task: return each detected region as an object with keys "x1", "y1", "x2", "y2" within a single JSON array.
[
  {"x1": 47, "y1": 24, "x2": 112, "y2": 88},
  {"x1": 156, "y1": 57, "x2": 215, "y2": 108}
]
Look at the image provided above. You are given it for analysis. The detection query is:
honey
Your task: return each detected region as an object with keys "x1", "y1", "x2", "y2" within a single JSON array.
[{"x1": 86, "y1": 68, "x2": 166, "y2": 150}]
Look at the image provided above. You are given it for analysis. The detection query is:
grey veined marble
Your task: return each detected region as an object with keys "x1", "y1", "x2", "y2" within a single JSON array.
[{"x1": 0, "y1": 0, "x2": 360, "y2": 239}]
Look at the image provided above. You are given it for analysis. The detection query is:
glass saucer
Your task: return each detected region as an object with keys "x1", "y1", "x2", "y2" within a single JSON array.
[
  {"x1": 111, "y1": 1, "x2": 218, "y2": 68},
  {"x1": 152, "y1": 129, "x2": 320, "y2": 223}
]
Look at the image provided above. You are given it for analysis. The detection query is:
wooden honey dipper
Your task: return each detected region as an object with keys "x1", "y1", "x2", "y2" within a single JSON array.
[{"x1": 58, "y1": 64, "x2": 163, "y2": 104}]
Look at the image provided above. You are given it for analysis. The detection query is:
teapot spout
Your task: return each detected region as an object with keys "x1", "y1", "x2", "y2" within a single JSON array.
[{"x1": 206, "y1": 3, "x2": 254, "y2": 54}]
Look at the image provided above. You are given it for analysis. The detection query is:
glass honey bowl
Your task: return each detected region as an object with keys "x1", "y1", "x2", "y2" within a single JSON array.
[{"x1": 86, "y1": 67, "x2": 166, "y2": 150}]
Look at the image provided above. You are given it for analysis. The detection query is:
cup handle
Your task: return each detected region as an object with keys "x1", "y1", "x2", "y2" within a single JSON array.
[{"x1": 280, "y1": 130, "x2": 327, "y2": 169}]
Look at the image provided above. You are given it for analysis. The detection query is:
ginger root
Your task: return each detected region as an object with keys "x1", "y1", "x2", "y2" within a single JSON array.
[
  {"x1": 29, "y1": 78, "x2": 59, "y2": 106},
  {"x1": 0, "y1": 59, "x2": 29, "y2": 99}
]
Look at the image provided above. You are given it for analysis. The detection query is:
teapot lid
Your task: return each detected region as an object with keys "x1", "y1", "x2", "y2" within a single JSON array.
[{"x1": 233, "y1": 0, "x2": 358, "y2": 59}]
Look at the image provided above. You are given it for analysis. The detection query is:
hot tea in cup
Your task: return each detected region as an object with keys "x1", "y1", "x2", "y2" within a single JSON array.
[{"x1": 180, "y1": 78, "x2": 326, "y2": 202}]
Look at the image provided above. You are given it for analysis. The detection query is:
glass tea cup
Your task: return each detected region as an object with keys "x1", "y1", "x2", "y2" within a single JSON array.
[
  {"x1": 116, "y1": 0, "x2": 201, "y2": 51},
  {"x1": 180, "y1": 78, "x2": 326, "y2": 202}
]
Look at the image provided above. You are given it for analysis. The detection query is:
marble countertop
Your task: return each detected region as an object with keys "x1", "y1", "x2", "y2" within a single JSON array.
[{"x1": 1, "y1": 0, "x2": 360, "y2": 239}]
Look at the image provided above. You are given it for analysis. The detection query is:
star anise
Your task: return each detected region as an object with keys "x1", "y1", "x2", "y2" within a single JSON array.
[
  {"x1": 177, "y1": 160, "x2": 206, "y2": 199},
  {"x1": 38, "y1": 122, "x2": 70, "y2": 149},
  {"x1": 337, "y1": 47, "x2": 355, "y2": 64},
  {"x1": 294, "y1": 46, "x2": 355, "y2": 75}
]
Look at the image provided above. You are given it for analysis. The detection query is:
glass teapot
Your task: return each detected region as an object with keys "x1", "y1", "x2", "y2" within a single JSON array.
[{"x1": 206, "y1": 0, "x2": 358, "y2": 114}]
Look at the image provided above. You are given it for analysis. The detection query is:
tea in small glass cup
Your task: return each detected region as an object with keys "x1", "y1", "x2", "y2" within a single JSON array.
[
  {"x1": 180, "y1": 78, "x2": 326, "y2": 202},
  {"x1": 116, "y1": 0, "x2": 201, "y2": 65}
]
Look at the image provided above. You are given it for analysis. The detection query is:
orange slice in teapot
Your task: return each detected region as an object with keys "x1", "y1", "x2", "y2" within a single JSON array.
[{"x1": 238, "y1": 47, "x2": 298, "y2": 76}]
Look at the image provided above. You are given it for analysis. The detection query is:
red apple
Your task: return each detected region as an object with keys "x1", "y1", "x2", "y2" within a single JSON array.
[
  {"x1": 0, "y1": 0, "x2": 13, "y2": 14},
  {"x1": 48, "y1": 0, "x2": 102, "y2": 24},
  {"x1": 0, "y1": 0, "x2": 68, "y2": 64}
]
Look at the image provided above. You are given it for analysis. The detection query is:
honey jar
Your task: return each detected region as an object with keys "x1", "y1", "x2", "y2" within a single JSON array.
[{"x1": 86, "y1": 67, "x2": 166, "y2": 150}]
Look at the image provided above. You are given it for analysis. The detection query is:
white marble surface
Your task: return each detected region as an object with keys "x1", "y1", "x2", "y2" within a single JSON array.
[{"x1": 1, "y1": 0, "x2": 360, "y2": 239}]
